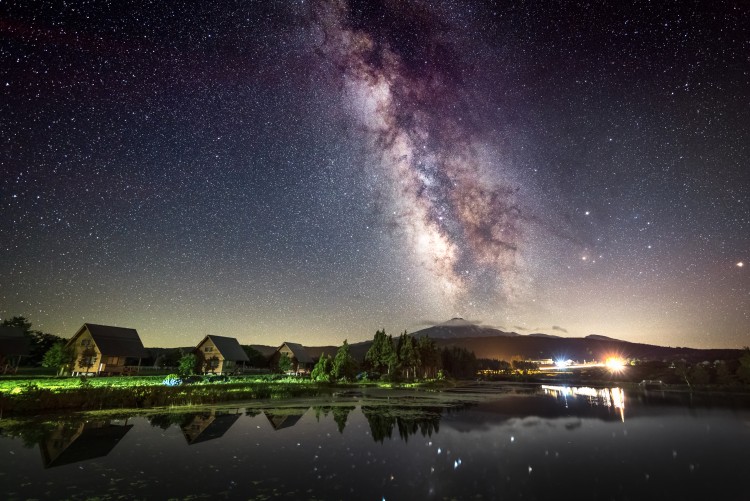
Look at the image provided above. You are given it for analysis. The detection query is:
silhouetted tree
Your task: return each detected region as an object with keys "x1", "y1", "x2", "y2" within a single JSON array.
[
  {"x1": 42, "y1": 342, "x2": 74, "y2": 375},
  {"x1": 690, "y1": 364, "x2": 710, "y2": 385},
  {"x1": 311, "y1": 354, "x2": 333, "y2": 382},
  {"x1": 241, "y1": 345, "x2": 269, "y2": 368},
  {"x1": 715, "y1": 361, "x2": 733, "y2": 385},
  {"x1": 178, "y1": 353, "x2": 197, "y2": 376},
  {"x1": 332, "y1": 340, "x2": 357, "y2": 380},
  {"x1": 416, "y1": 336, "x2": 441, "y2": 379},
  {"x1": 398, "y1": 332, "x2": 420, "y2": 379},
  {"x1": 365, "y1": 329, "x2": 389, "y2": 372},
  {"x1": 277, "y1": 352, "x2": 293, "y2": 373},
  {"x1": 737, "y1": 348, "x2": 750, "y2": 384},
  {"x1": 1, "y1": 316, "x2": 65, "y2": 366},
  {"x1": 441, "y1": 347, "x2": 479, "y2": 379}
]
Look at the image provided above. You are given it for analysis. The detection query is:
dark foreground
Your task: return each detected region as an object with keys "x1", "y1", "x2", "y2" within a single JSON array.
[{"x1": 1, "y1": 383, "x2": 750, "y2": 500}]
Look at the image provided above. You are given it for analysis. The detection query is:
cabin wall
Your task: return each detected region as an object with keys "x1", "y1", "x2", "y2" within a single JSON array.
[
  {"x1": 71, "y1": 329, "x2": 101, "y2": 375},
  {"x1": 196, "y1": 338, "x2": 227, "y2": 374}
]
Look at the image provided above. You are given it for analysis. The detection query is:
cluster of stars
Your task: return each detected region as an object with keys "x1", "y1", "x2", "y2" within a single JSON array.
[{"x1": 0, "y1": 0, "x2": 747, "y2": 348}]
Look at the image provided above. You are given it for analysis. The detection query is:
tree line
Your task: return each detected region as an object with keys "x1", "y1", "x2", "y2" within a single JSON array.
[{"x1": 309, "y1": 329, "x2": 479, "y2": 382}]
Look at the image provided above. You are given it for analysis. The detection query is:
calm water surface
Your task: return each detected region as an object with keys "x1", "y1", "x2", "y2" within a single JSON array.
[{"x1": 2, "y1": 384, "x2": 749, "y2": 500}]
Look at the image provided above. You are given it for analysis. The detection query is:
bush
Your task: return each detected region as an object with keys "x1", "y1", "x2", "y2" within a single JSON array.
[{"x1": 162, "y1": 374, "x2": 182, "y2": 386}]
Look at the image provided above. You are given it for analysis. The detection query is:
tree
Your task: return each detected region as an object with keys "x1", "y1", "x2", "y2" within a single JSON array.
[
  {"x1": 365, "y1": 329, "x2": 388, "y2": 372},
  {"x1": 737, "y1": 348, "x2": 750, "y2": 384},
  {"x1": 1, "y1": 316, "x2": 32, "y2": 332},
  {"x1": 674, "y1": 360, "x2": 692, "y2": 388},
  {"x1": 277, "y1": 352, "x2": 293, "y2": 373},
  {"x1": 332, "y1": 340, "x2": 357, "y2": 380},
  {"x1": 715, "y1": 361, "x2": 733, "y2": 385},
  {"x1": 416, "y1": 336, "x2": 441, "y2": 379},
  {"x1": 241, "y1": 345, "x2": 269, "y2": 368},
  {"x1": 311, "y1": 354, "x2": 333, "y2": 382},
  {"x1": 441, "y1": 346, "x2": 479, "y2": 379},
  {"x1": 689, "y1": 364, "x2": 710, "y2": 385},
  {"x1": 382, "y1": 334, "x2": 398, "y2": 375},
  {"x1": 42, "y1": 342, "x2": 74, "y2": 375},
  {"x1": 398, "y1": 332, "x2": 420, "y2": 380},
  {"x1": 1, "y1": 315, "x2": 65, "y2": 366},
  {"x1": 178, "y1": 353, "x2": 197, "y2": 376}
]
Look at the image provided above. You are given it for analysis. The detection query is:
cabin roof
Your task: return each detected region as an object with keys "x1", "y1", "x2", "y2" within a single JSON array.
[
  {"x1": 200, "y1": 335, "x2": 249, "y2": 362},
  {"x1": 69, "y1": 324, "x2": 148, "y2": 358},
  {"x1": 279, "y1": 342, "x2": 313, "y2": 364},
  {"x1": 0, "y1": 326, "x2": 31, "y2": 356}
]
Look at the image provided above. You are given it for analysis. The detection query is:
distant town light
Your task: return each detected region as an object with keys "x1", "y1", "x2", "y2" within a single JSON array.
[{"x1": 605, "y1": 357, "x2": 627, "y2": 373}]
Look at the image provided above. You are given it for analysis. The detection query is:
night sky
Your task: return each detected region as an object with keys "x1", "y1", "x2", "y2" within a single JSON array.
[{"x1": 2, "y1": 0, "x2": 748, "y2": 348}]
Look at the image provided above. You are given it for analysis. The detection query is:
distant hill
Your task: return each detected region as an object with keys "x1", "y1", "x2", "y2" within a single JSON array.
[
  {"x1": 411, "y1": 318, "x2": 519, "y2": 339},
  {"x1": 188, "y1": 319, "x2": 743, "y2": 367},
  {"x1": 428, "y1": 336, "x2": 741, "y2": 363},
  {"x1": 586, "y1": 334, "x2": 622, "y2": 342}
]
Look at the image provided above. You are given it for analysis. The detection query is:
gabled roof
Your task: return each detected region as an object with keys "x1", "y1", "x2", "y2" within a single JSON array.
[
  {"x1": 199, "y1": 335, "x2": 249, "y2": 362},
  {"x1": 279, "y1": 342, "x2": 313, "y2": 364},
  {"x1": 69, "y1": 324, "x2": 148, "y2": 358},
  {"x1": 40, "y1": 422, "x2": 133, "y2": 468},
  {"x1": 181, "y1": 412, "x2": 241, "y2": 444},
  {"x1": 0, "y1": 326, "x2": 31, "y2": 356}
]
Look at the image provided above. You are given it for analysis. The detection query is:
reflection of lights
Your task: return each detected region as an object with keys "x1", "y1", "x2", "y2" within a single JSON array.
[
  {"x1": 542, "y1": 385, "x2": 626, "y2": 421},
  {"x1": 605, "y1": 357, "x2": 627, "y2": 373},
  {"x1": 610, "y1": 387, "x2": 625, "y2": 422}
]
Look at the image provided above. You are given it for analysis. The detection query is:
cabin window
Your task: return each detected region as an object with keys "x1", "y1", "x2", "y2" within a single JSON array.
[
  {"x1": 204, "y1": 347, "x2": 213, "y2": 352},
  {"x1": 106, "y1": 356, "x2": 119, "y2": 365},
  {"x1": 81, "y1": 339, "x2": 92, "y2": 347}
]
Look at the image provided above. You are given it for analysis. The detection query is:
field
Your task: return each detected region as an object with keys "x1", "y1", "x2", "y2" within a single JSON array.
[
  {"x1": 0, "y1": 374, "x2": 450, "y2": 415},
  {"x1": 0, "y1": 374, "x2": 332, "y2": 414}
]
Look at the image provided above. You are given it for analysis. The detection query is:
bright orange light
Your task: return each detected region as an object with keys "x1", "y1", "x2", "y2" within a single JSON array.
[{"x1": 605, "y1": 357, "x2": 627, "y2": 373}]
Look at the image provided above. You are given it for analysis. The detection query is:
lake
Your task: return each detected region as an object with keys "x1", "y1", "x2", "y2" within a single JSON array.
[{"x1": 2, "y1": 383, "x2": 749, "y2": 500}]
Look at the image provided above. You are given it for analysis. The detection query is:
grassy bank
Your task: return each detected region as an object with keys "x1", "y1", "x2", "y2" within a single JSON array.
[
  {"x1": 0, "y1": 375, "x2": 323, "y2": 414},
  {"x1": 0, "y1": 375, "x2": 454, "y2": 415}
]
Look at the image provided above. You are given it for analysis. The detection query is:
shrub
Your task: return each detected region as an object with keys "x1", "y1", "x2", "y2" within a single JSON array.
[{"x1": 162, "y1": 374, "x2": 182, "y2": 386}]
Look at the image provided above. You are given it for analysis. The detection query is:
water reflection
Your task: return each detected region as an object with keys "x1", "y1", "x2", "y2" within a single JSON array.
[
  {"x1": 2, "y1": 386, "x2": 750, "y2": 500},
  {"x1": 542, "y1": 385, "x2": 626, "y2": 421},
  {"x1": 362, "y1": 406, "x2": 442, "y2": 443},
  {"x1": 264, "y1": 407, "x2": 309, "y2": 430},
  {"x1": 180, "y1": 410, "x2": 242, "y2": 444},
  {"x1": 313, "y1": 405, "x2": 356, "y2": 433},
  {"x1": 39, "y1": 420, "x2": 132, "y2": 468}
]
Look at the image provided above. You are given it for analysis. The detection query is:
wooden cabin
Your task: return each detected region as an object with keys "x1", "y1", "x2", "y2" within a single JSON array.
[
  {"x1": 271, "y1": 342, "x2": 314, "y2": 374},
  {"x1": 0, "y1": 326, "x2": 31, "y2": 374},
  {"x1": 66, "y1": 324, "x2": 147, "y2": 376},
  {"x1": 194, "y1": 335, "x2": 249, "y2": 374}
]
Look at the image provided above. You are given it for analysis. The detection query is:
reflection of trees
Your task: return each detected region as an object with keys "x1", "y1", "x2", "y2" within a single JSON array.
[
  {"x1": 148, "y1": 413, "x2": 196, "y2": 430},
  {"x1": 0, "y1": 419, "x2": 59, "y2": 448},
  {"x1": 332, "y1": 406, "x2": 354, "y2": 433},
  {"x1": 312, "y1": 405, "x2": 356, "y2": 433},
  {"x1": 362, "y1": 406, "x2": 442, "y2": 443}
]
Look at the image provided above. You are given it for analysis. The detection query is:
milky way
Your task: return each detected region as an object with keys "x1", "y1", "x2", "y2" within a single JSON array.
[
  {"x1": 314, "y1": 0, "x2": 525, "y2": 303},
  {"x1": 1, "y1": 0, "x2": 748, "y2": 347}
]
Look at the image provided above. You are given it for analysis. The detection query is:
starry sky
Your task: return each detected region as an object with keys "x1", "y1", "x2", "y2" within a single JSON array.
[{"x1": 2, "y1": 0, "x2": 748, "y2": 349}]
